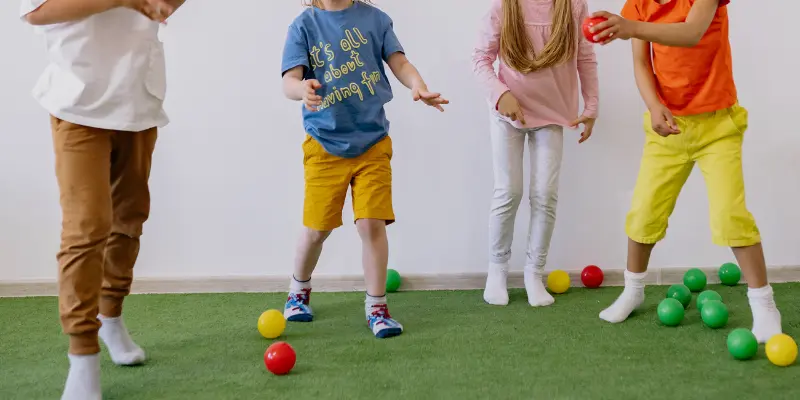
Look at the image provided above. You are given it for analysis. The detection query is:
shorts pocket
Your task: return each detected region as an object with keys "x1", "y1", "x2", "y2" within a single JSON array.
[{"x1": 725, "y1": 105, "x2": 748, "y2": 136}]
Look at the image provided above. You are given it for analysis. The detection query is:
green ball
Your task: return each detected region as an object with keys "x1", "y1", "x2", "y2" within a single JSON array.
[
  {"x1": 657, "y1": 298, "x2": 685, "y2": 326},
  {"x1": 719, "y1": 262, "x2": 741, "y2": 286},
  {"x1": 683, "y1": 268, "x2": 707, "y2": 292},
  {"x1": 696, "y1": 290, "x2": 722, "y2": 311},
  {"x1": 727, "y1": 328, "x2": 758, "y2": 360},
  {"x1": 386, "y1": 269, "x2": 401, "y2": 293},
  {"x1": 700, "y1": 300, "x2": 728, "y2": 329},
  {"x1": 666, "y1": 284, "x2": 692, "y2": 309}
]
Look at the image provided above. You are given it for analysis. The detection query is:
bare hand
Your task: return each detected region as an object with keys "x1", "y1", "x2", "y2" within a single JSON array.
[
  {"x1": 412, "y1": 87, "x2": 449, "y2": 112},
  {"x1": 589, "y1": 11, "x2": 637, "y2": 45},
  {"x1": 497, "y1": 91, "x2": 526, "y2": 125},
  {"x1": 301, "y1": 79, "x2": 323, "y2": 112},
  {"x1": 650, "y1": 105, "x2": 680, "y2": 136},
  {"x1": 120, "y1": 0, "x2": 174, "y2": 22},
  {"x1": 570, "y1": 116, "x2": 596, "y2": 144}
]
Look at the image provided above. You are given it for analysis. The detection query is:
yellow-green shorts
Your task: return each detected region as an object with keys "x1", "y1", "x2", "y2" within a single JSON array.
[
  {"x1": 625, "y1": 104, "x2": 761, "y2": 247},
  {"x1": 302, "y1": 135, "x2": 394, "y2": 231}
]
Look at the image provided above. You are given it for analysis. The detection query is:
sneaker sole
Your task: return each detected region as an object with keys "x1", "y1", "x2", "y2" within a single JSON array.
[
  {"x1": 375, "y1": 327, "x2": 403, "y2": 339},
  {"x1": 286, "y1": 314, "x2": 313, "y2": 322}
]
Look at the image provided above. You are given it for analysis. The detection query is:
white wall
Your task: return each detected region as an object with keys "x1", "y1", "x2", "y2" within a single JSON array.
[{"x1": 1, "y1": 0, "x2": 797, "y2": 282}]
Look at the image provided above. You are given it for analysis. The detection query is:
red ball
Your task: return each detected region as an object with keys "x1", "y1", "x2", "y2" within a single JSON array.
[
  {"x1": 582, "y1": 16, "x2": 607, "y2": 43},
  {"x1": 264, "y1": 342, "x2": 296, "y2": 375},
  {"x1": 581, "y1": 265, "x2": 604, "y2": 288}
]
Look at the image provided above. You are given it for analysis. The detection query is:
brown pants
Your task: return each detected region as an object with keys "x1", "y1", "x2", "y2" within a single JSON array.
[{"x1": 51, "y1": 116, "x2": 157, "y2": 355}]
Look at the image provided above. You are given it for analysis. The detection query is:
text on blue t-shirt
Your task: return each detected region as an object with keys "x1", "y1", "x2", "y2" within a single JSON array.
[{"x1": 281, "y1": 3, "x2": 404, "y2": 158}]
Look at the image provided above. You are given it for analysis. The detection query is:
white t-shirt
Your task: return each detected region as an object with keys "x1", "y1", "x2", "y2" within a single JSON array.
[{"x1": 21, "y1": 0, "x2": 169, "y2": 131}]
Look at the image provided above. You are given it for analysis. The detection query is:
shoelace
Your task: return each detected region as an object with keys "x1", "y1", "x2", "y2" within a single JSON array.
[
  {"x1": 287, "y1": 288, "x2": 311, "y2": 306},
  {"x1": 369, "y1": 304, "x2": 392, "y2": 321}
]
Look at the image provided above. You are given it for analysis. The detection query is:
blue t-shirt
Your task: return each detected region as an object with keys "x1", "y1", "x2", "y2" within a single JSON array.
[{"x1": 281, "y1": 3, "x2": 404, "y2": 158}]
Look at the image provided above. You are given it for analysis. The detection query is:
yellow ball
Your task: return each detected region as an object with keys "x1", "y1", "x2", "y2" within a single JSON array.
[
  {"x1": 257, "y1": 309, "x2": 286, "y2": 339},
  {"x1": 547, "y1": 270, "x2": 571, "y2": 294},
  {"x1": 766, "y1": 334, "x2": 798, "y2": 367}
]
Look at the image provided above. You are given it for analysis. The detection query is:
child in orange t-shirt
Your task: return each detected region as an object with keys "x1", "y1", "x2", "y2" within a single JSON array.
[{"x1": 587, "y1": 0, "x2": 782, "y2": 343}]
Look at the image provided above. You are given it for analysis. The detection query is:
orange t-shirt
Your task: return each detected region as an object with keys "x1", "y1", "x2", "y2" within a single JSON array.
[{"x1": 621, "y1": 0, "x2": 736, "y2": 116}]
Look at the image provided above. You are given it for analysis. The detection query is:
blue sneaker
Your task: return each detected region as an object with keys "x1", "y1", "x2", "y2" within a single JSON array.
[
  {"x1": 284, "y1": 288, "x2": 313, "y2": 322},
  {"x1": 367, "y1": 304, "x2": 403, "y2": 339}
]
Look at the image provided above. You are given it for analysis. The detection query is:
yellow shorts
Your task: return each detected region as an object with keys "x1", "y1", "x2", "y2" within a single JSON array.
[
  {"x1": 303, "y1": 135, "x2": 394, "y2": 231},
  {"x1": 625, "y1": 104, "x2": 761, "y2": 247}
]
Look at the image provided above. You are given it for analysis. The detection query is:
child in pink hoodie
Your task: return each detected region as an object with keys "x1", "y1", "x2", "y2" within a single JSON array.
[{"x1": 473, "y1": 0, "x2": 599, "y2": 307}]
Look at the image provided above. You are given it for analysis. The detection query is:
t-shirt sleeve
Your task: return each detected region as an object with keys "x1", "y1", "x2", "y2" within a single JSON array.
[
  {"x1": 20, "y1": 0, "x2": 47, "y2": 20},
  {"x1": 381, "y1": 16, "x2": 404, "y2": 61},
  {"x1": 281, "y1": 23, "x2": 310, "y2": 77},
  {"x1": 620, "y1": 0, "x2": 641, "y2": 21}
]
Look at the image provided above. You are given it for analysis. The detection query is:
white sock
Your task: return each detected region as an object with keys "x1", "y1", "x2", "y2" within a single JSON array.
[
  {"x1": 289, "y1": 276, "x2": 311, "y2": 292},
  {"x1": 98, "y1": 315, "x2": 146, "y2": 366},
  {"x1": 748, "y1": 285, "x2": 782, "y2": 343},
  {"x1": 61, "y1": 354, "x2": 102, "y2": 400},
  {"x1": 365, "y1": 293, "x2": 387, "y2": 317},
  {"x1": 483, "y1": 263, "x2": 509, "y2": 306},
  {"x1": 524, "y1": 267, "x2": 554, "y2": 307},
  {"x1": 599, "y1": 270, "x2": 647, "y2": 323}
]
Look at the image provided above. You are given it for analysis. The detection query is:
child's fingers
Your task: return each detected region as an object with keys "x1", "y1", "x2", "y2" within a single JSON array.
[
  {"x1": 594, "y1": 27, "x2": 618, "y2": 42},
  {"x1": 418, "y1": 91, "x2": 442, "y2": 99},
  {"x1": 434, "y1": 104, "x2": 444, "y2": 112},
  {"x1": 306, "y1": 79, "x2": 322, "y2": 89},
  {"x1": 591, "y1": 10, "x2": 614, "y2": 19}
]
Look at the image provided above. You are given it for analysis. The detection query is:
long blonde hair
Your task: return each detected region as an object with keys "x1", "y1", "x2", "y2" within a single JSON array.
[
  {"x1": 500, "y1": 0, "x2": 576, "y2": 74},
  {"x1": 303, "y1": 0, "x2": 373, "y2": 8}
]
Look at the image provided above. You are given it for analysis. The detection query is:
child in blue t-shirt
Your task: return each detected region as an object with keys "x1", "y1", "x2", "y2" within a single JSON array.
[{"x1": 280, "y1": 0, "x2": 448, "y2": 338}]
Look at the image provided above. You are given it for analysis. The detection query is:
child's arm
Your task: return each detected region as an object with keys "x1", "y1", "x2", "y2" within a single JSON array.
[
  {"x1": 591, "y1": 0, "x2": 722, "y2": 47},
  {"x1": 24, "y1": 0, "x2": 173, "y2": 25},
  {"x1": 282, "y1": 66, "x2": 322, "y2": 111},
  {"x1": 386, "y1": 52, "x2": 448, "y2": 112},
  {"x1": 472, "y1": 0, "x2": 519, "y2": 119},
  {"x1": 631, "y1": 39, "x2": 679, "y2": 136},
  {"x1": 572, "y1": 0, "x2": 600, "y2": 143}
]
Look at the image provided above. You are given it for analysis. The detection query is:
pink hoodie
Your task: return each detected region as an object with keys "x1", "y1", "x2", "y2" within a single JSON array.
[{"x1": 473, "y1": 0, "x2": 599, "y2": 129}]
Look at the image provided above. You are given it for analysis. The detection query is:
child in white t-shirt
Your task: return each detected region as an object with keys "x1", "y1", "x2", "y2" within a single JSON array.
[{"x1": 21, "y1": 1, "x2": 182, "y2": 399}]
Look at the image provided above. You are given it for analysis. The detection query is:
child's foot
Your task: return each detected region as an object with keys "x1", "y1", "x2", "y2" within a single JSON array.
[
  {"x1": 284, "y1": 288, "x2": 314, "y2": 322},
  {"x1": 748, "y1": 285, "x2": 782, "y2": 343},
  {"x1": 599, "y1": 270, "x2": 647, "y2": 323},
  {"x1": 483, "y1": 263, "x2": 509, "y2": 305},
  {"x1": 367, "y1": 302, "x2": 403, "y2": 339},
  {"x1": 62, "y1": 354, "x2": 102, "y2": 400},
  {"x1": 98, "y1": 315, "x2": 146, "y2": 366},
  {"x1": 524, "y1": 267, "x2": 554, "y2": 307}
]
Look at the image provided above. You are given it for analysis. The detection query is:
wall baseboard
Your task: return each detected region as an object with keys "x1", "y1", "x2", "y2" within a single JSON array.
[{"x1": 2, "y1": 265, "x2": 799, "y2": 298}]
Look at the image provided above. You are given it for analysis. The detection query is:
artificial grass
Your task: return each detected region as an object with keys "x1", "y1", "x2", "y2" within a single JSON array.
[{"x1": 1, "y1": 284, "x2": 799, "y2": 400}]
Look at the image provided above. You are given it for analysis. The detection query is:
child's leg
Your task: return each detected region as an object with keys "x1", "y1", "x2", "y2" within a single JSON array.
[
  {"x1": 600, "y1": 114, "x2": 693, "y2": 323},
  {"x1": 356, "y1": 219, "x2": 389, "y2": 297},
  {"x1": 696, "y1": 105, "x2": 781, "y2": 342},
  {"x1": 285, "y1": 136, "x2": 351, "y2": 322},
  {"x1": 351, "y1": 136, "x2": 402, "y2": 338},
  {"x1": 732, "y1": 244, "x2": 780, "y2": 342},
  {"x1": 486, "y1": 118, "x2": 526, "y2": 305},
  {"x1": 523, "y1": 125, "x2": 563, "y2": 307},
  {"x1": 51, "y1": 117, "x2": 112, "y2": 400},
  {"x1": 97, "y1": 127, "x2": 157, "y2": 367}
]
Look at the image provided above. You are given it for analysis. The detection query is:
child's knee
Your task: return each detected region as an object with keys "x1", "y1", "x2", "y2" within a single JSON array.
[
  {"x1": 492, "y1": 186, "x2": 523, "y2": 213},
  {"x1": 625, "y1": 208, "x2": 667, "y2": 245},
  {"x1": 710, "y1": 211, "x2": 761, "y2": 247},
  {"x1": 303, "y1": 228, "x2": 331, "y2": 246},
  {"x1": 355, "y1": 219, "x2": 386, "y2": 240}
]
